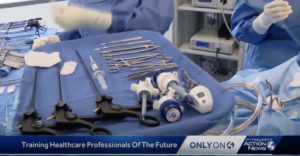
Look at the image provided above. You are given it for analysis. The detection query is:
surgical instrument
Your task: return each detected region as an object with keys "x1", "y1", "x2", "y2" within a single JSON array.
[
  {"x1": 153, "y1": 87, "x2": 184, "y2": 123},
  {"x1": 106, "y1": 52, "x2": 166, "y2": 65},
  {"x1": 154, "y1": 71, "x2": 213, "y2": 114},
  {"x1": 121, "y1": 65, "x2": 179, "y2": 81},
  {"x1": 75, "y1": 50, "x2": 160, "y2": 127},
  {"x1": 18, "y1": 66, "x2": 66, "y2": 135},
  {"x1": 130, "y1": 58, "x2": 174, "y2": 71},
  {"x1": 131, "y1": 77, "x2": 159, "y2": 120},
  {"x1": 18, "y1": 58, "x2": 111, "y2": 135},
  {"x1": 7, "y1": 39, "x2": 34, "y2": 47},
  {"x1": 108, "y1": 58, "x2": 153, "y2": 73},
  {"x1": 101, "y1": 48, "x2": 160, "y2": 60},
  {"x1": 266, "y1": 79, "x2": 283, "y2": 108},
  {"x1": 100, "y1": 45, "x2": 158, "y2": 54},
  {"x1": 2, "y1": 33, "x2": 39, "y2": 41},
  {"x1": 46, "y1": 62, "x2": 111, "y2": 135},
  {"x1": 100, "y1": 37, "x2": 142, "y2": 45},
  {"x1": 94, "y1": 40, "x2": 153, "y2": 50},
  {"x1": 90, "y1": 55, "x2": 108, "y2": 90},
  {"x1": 0, "y1": 50, "x2": 25, "y2": 69},
  {"x1": 105, "y1": 55, "x2": 156, "y2": 66},
  {"x1": 0, "y1": 18, "x2": 44, "y2": 34}
]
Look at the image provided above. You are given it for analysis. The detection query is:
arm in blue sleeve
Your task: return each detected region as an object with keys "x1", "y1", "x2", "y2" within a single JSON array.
[
  {"x1": 55, "y1": 30, "x2": 82, "y2": 41},
  {"x1": 107, "y1": 0, "x2": 174, "y2": 35},
  {"x1": 231, "y1": 0, "x2": 269, "y2": 44}
]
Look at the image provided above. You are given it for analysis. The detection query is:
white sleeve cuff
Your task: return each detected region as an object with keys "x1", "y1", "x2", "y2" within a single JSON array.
[{"x1": 252, "y1": 13, "x2": 272, "y2": 34}]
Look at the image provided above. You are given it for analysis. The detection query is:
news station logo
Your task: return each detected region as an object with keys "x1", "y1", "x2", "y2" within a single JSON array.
[
  {"x1": 190, "y1": 141, "x2": 235, "y2": 149},
  {"x1": 243, "y1": 138, "x2": 276, "y2": 151}
]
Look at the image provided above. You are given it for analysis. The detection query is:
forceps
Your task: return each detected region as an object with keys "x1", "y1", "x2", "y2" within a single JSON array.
[
  {"x1": 121, "y1": 65, "x2": 179, "y2": 80},
  {"x1": 101, "y1": 46, "x2": 159, "y2": 59},
  {"x1": 101, "y1": 37, "x2": 142, "y2": 45},
  {"x1": 94, "y1": 40, "x2": 153, "y2": 50},
  {"x1": 109, "y1": 57, "x2": 174, "y2": 73},
  {"x1": 100, "y1": 45, "x2": 157, "y2": 54},
  {"x1": 108, "y1": 58, "x2": 153, "y2": 73},
  {"x1": 130, "y1": 60, "x2": 175, "y2": 71},
  {"x1": 105, "y1": 52, "x2": 166, "y2": 66},
  {"x1": 265, "y1": 79, "x2": 283, "y2": 107}
]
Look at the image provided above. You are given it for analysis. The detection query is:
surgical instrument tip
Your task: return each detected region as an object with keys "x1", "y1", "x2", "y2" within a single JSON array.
[{"x1": 89, "y1": 55, "x2": 94, "y2": 62}]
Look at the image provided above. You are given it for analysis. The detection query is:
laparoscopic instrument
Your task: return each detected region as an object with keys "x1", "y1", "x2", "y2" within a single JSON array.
[
  {"x1": 153, "y1": 71, "x2": 213, "y2": 114},
  {"x1": 94, "y1": 40, "x2": 153, "y2": 50},
  {"x1": 75, "y1": 50, "x2": 160, "y2": 127},
  {"x1": 0, "y1": 18, "x2": 45, "y2": 35},
  {"x1": 18, "y1": 61, "x2": 111, "y2": 135},
  {"x1": 90, "y1": 55, "x2": 108, "y2": 90},
  {"x1": 131, "y1": 77, "x2": 159, "y2": 120},
  {"x1": 101, "y1": 47, "x2": 160, "y2": 60},
  {"x1": 100, "y1": 37, "x2": 142, "y2": 45}
]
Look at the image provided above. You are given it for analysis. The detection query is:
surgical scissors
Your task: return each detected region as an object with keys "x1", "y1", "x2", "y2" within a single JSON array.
[
  {"x1": 105, "y1": 52, "x2": 166, "y2": 66},
  {"x1": 94, "y1": 40, "x2": 153, "y2": 50},
  {"x1": 101, "y1": 47, "x2": 159, "y2": 60},
  {"x1": 101, "y1": 37, "x2": 142, "y2": 45},
  {"x1": 265, "y1": 79, "x2": 283, "y2": 107},
  {"x1": 100, "y1": 45, "x2": 157, "y2": 54}
]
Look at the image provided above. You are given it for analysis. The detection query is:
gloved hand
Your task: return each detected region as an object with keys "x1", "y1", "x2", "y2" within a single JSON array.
[
  {"x1": 32, "y1": 35, "x2": 61, "y2": 49},
  {"x1": 253, "y1": 0, "x2": 292, "y2": 34},
  {"x1": 52, "y1": 5, "x2": 113, "y2": 32}
]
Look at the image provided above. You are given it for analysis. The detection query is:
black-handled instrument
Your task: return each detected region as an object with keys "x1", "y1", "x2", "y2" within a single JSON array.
[{"x1": 75, "y1": 50, "x2": 160, "y2": 127}]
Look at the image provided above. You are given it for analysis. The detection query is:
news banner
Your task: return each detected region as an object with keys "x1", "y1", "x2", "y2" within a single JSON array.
[{"x1": 0, "y1": 136, "x2": 299, "y2": 155}]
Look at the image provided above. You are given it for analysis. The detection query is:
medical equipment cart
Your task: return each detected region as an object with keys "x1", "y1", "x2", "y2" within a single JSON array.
[{"x1": 172, "y1": 0, "x2": 247, "y2": 81}]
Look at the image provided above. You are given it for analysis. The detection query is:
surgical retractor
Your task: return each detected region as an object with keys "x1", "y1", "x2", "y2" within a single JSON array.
[
  {"x1": 153, "y1": 71, "x2": 213, "y2": 114},
  {"x1": 131, "y1": 77, "x2": 159, "y2": 119},
  {"x1": 90, "y1": 56, "x2": 108, "y2": 90}
]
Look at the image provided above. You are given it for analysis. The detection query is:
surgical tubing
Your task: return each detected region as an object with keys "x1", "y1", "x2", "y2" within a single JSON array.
[
  {"x1": 204, "y1": 82, "x2": 263, "y2": 135},
  {"x1": 221, "y1": 105, "x2": 238, "y2": 136}
]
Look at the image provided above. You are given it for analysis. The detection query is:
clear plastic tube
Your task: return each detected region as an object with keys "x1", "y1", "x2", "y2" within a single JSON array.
[
  {"x1": 94, "y1": 71, "x2": 108, "y2": 90},
  {"x1": 204, "y1": 82, "x2": 263, "y2": 135},
  {"x1": 221, "y1": 105, "x2": 238, "y2": 136}
]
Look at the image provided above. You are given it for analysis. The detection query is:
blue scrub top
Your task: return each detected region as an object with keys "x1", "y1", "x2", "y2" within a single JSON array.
[
  {"x1": 56, "y1": 0, "x2": 174, "y2": 41},
  {"x1": 231, "y1": 0, "x2": 300, "y2": 70}
]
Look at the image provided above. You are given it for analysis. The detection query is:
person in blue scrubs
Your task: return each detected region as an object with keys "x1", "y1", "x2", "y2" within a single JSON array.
[
  {"x1": 32, "y1": 0, "x2": 173, "y2": 48},
  {"x1": 231, "y1": 0, "x2": 300, "y2": 70}
]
